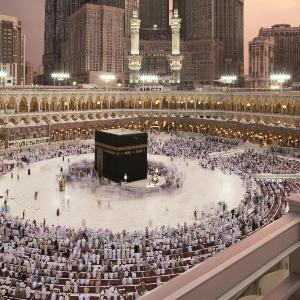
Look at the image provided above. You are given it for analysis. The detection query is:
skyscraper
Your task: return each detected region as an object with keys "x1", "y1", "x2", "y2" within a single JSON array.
[
  {"x1": 139, "y1": 0, "x2": 169, "y2": 32},
  {"x1": 177, "y1": 0, "x2": 244, "y2": 77},
  {"x1": 214, "y1": 0, "x2": 244, "y2": 76},
  {"x1": 62, "y1": 3, "x2": 125, "y2": 85},
  {"x1": 0, "y1": 15, "x2": 25, "y2": 86},
  {"x1": 259, "y1": 24, "x2": 300, "y2": 81},
  {"x1": 43, "y1": 0, "x2": 124, "y2": 80},
  {"x1": 248, "y1": 36, "x2": 274, "y2": 88}
]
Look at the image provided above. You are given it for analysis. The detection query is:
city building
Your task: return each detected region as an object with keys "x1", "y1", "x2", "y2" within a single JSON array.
[
  {"x1": 248, "y1": 36, "x2": 274, "y2": 88},
  {"x1": 43, "y1": 0, "x2": 124, "y2": 82},
  {"x1": 61, "y1": 3, "x2": 125, "y2": 85},
  {"x1": 181, "y1": 39, "x2": 224, "y2": 86},
  {"x1": 0, "y1": 15, "x2": 25, "y2": 86},
  {"x1": 25, "y1": 61, "x2": 34, "y2": 86},
  {"x1": 214, "y1": 0, "x2": 244, "y2": 76},
  {"x1": 177, "y1": 0, "x2": 244, "y2": 77},
  {"x1": 43, "y1": 0, "x2": 244, "y2": 86},
  {"x1": 259, "y1": 24, "x2": 300, "y2": 81},
  {"x1": 125, "y1": 0, "x2": 139, "y2": 38},
  {"x1": 139, "y1": 0, "x2": 169, "y2": 33}
]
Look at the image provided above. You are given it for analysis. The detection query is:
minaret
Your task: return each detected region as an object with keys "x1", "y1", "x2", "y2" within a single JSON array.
[
  {"x1": 128, "y1": 10, "x2": 142, "y2": 85},
  {"x1": 168, "y1": 9, "x2": 183, "y2": 84}
]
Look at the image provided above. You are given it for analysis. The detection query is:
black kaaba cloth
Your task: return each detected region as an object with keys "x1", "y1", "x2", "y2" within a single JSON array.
[{"x1": 95, "y1": 129, "x2": 148, "y2": 182}]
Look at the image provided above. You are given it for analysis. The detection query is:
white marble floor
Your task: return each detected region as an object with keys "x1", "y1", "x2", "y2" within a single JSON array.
[{"x1": 0, "y1": 153, "x2": 245, "y2": 232}]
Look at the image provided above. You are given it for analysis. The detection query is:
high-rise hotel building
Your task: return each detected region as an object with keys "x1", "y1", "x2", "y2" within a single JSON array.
[
  {"x1": 43, "y1": 0, "x2": 124, "y2": 83},
  {"x1": 61, "y1": 3, "x2": 124, "y2": 84},
  {"x1": 178, "y1": 0, "x2": 244, "y2": 77},
  {"x1": 259, "y1": 24, "x2": 300, "y2": 81},
  {"x1": 0, "y1": 15, "x2": 25, "y2": 86}
]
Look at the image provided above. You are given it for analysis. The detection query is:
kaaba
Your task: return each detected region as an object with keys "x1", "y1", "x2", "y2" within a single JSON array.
[{"x1": 95, "y1": 129, "x2": 148, "y2": 182}]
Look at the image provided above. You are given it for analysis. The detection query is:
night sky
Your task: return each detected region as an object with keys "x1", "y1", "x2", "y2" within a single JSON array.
[{"x1": 0, "y1": 0, "x2": 299, "y2": 73}]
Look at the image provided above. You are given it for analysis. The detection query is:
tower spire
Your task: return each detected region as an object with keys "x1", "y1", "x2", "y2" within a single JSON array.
[
  {"x1": 128, "y1": 10, "x2": 142, "y2": 85},
  {"x1": 168, "y1": 9, "x2": 183, "y2": 84}
]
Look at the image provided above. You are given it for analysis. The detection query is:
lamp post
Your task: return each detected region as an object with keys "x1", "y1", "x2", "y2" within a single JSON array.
[
  {"x1": 100, "y1": 73, "x2": 116, "y2": 90},
  {"x1": 270, "y1": 73, "x2": 291, "y2": 92},
  {"x1": 51, "y1": 73, "x2": 70, "y2": 86},
  {"x1": 139, "y1": 74, "x2": 158, "y2": 91},
  {"x1": 219, "y1": 75, "x2": 238, "y2": 91},
  {"x1": 124, "y1": 173, "x2": 128, "y2": 183}
]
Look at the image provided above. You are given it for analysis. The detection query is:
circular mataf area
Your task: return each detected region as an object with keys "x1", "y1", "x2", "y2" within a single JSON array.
[{"x1": 0, "y1": 153, "x2": 245, "y2": 232}]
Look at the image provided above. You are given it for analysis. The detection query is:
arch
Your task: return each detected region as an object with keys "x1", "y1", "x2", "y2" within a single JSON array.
[
  {"x1": 135, "y1": 96, "x2": 143, "y2": 109},
  {"x1": 19, "y1": 97, "x2": 28, "y2": 113},
  {"x1": 69, "y1": 97, "x2": 78, "y2": 111},
  {"x1": 263, "y1": 97, "x2": 271, "y2": 113},
  {"x1": 144, "y1": 96, "x2": 151, "y2": 109},
  {"x1": 87, "y1": 96, "x2": 94, "y2": 110},
  {"x1": 205, "y1": 96, "x2": 213, "y2": 109},
  {"x1": 50, "y1": 97, "x2": 58, "y2": 112},
  {"x1": 40, "y1": 97, "x2": 49, "y2": 112},
  {"x1": 153, "y1": 96, "x2": 160, "y2": 109},
  {"x1": 162, "y1": 96, "x2": 168, "y2": 109},
  {"x1": 274, "y1": 102, "x2": 281, "y2": 114},
  {"x1": 0, "y1": 97, "x2": 5, "y2": 110},
  {"x1": 95, "y1": 96, "x2": 101, "y2": 109},
  {"x1": 196, "y1": 96, "x2": 203, "y2": 110},
  {"x1": 78, "y1": 97, "x2": 86, "y2": 110},
  {"x1": 7, "y1": 97, "x2": 16, "y2": 111},
  {"x1": 126, "y1": 96, "x2": 134, "y2": 109},
  {"x1": 187, "y1": 97, "x2": 195, "y2": 110},
  {"x1": 110, "y1": 96, "x2": 117, "y2": 109},
  {"x1": 170, "y1": 96, "x2": 177, "y2": 109},
  {"x1": 30, "y1": 97, "x2": 39, "y2": 112},
  {"x1": 119, "y1": 98, "x2": 126, "y2": 109},
  {"x1": 102, "y1": 97, "x2": 109, "y2": 109}
]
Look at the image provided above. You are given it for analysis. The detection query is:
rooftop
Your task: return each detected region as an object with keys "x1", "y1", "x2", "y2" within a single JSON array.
[{"x1": 102, "y1": 128, "x2": 142, "y2": 136}]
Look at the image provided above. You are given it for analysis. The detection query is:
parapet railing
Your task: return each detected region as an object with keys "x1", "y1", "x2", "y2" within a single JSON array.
[{"x1": 141, "y1": 194, "x2": 300, "y2": 300}]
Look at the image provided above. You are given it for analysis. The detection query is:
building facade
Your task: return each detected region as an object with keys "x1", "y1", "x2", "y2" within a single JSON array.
[
  {"x1": 62, "y1": 3, "x2": 125, "y2": 85},
  {"x1": 25, "y1": 61, "x2": 34, "y2": 86},
  {"x1": 43, "y1": 0, "x2": 244, "y2": 86},
  {"x1": 0, "y1": 89, "x2": 299, "y2": 149},
  {"x1": 259, "y1": 24, "x2": 300, "y2": 81},
  {"x1": 214, "y1": 0, "x2": 244, "y2": 76},
  {"x1": 248, "y1": 36, "x2": 274, "y2": 88},
  {"x1": 181, "y1": 39, "x2": 224, "y2": 86},
  {"x1": 125, "y1": 0, "x2": 139, "y2": 38},
  {"x1": 0, "y1": 15, "x2": 25, "y2": 86},
  {"x1": 43, "y1": 0, "x2": 124, "y2": 82},
  {"x1": 177, "y1": 0, "x2": 244, "y2": 77},
  {"x1": 139, "y1": 0, "x2": 169, "y2": 32}
]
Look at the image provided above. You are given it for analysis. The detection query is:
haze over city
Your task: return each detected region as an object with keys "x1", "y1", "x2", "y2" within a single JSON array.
[{"x1": 0, "y1": 0, "x2": 299, "y2": 73}]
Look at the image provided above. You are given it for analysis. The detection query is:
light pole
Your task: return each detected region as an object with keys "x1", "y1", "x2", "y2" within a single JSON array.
[
  {"x1": 51, "y1": 72, "x2": 70, "y2": 86},
  {"x1": 219, "y1": 75, "x2": 238, "y2": 91},
  {"x1": 139, "y1": 74, "x2": 159, "y2": 91},
  {"x1": 100, "y1": 73, "x2": 116, "y2": 90},
  {"x1": 270, "y1": 73, "x2": 291, "y2": 92}
]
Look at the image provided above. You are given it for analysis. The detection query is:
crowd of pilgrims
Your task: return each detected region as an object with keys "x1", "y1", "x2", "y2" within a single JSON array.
[
  {"x1": 148, "y1": 133, "x2": 238, "y2": 158},
  {"x1": 0, "y1": 133, "x2": 300, "y2": 300}
]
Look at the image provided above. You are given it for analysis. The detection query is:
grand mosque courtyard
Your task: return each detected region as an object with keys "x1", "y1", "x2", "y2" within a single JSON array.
[{"x1": 0, "y1": 148, "x2": 244, "y2": 232}]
